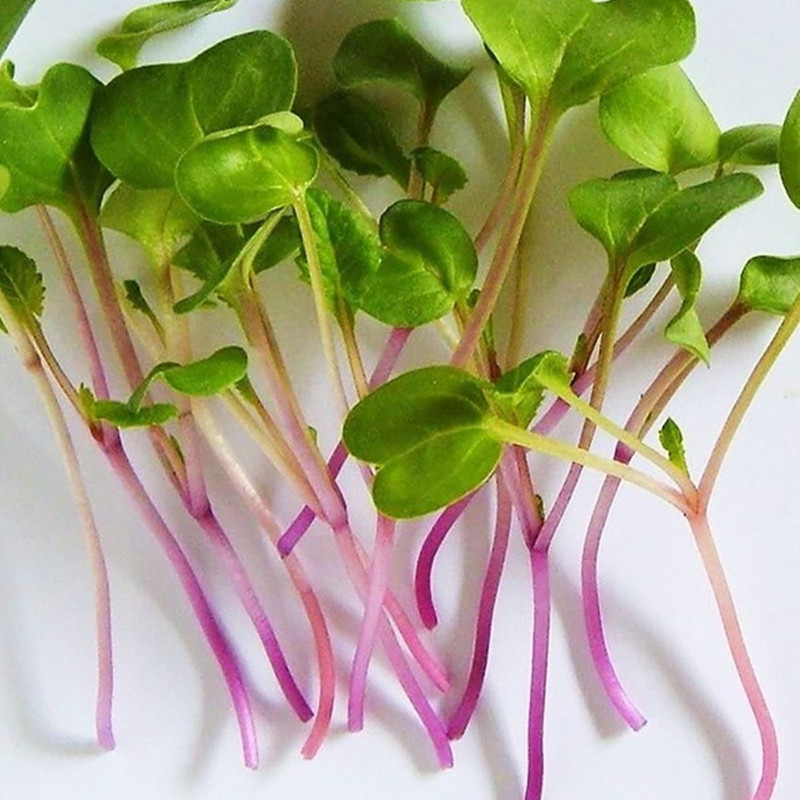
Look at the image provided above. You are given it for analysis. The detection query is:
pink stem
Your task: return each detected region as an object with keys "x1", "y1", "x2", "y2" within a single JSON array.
[
  {"x1": 688, "y1": 514, "x2": 778, "y2": 800},
  {"x1": 415, "y1": 494, "x2": 475, "y2": 629},
  {"x1": 278, "y1": 327, "x2": 412, "y2": 556},
  {"x1": 447, "y1": 478, "x2": 512, "y2": 739},
  {"x1": 525, "y1": 547, "x2": 551, "y2": 800},
  {"x1": 348, "y1": 514, "x2": 396, "y2": 731}
]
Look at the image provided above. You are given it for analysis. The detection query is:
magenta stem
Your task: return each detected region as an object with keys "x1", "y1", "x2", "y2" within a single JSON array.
[
  {"x1": 348, "y1": 514, "x2": 396, "y2": 731},
  {"x1": 415, "y1": 494, "x2": 475, "y2": 629},
  {"x1": 447, "y1": 478, "x2": 512, "y2": 739}
]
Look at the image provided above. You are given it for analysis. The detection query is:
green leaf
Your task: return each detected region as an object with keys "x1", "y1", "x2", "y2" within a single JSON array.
[
  {"x1": 719, "y1": 124, "x2": 781, "y2": 167},
  {"x1": 738, "y1": 255, "x2": 800, "y2": 316},
  {"x1": 625, "y1": 263, "x2": 656, "y2": 297},
  {"x1": 334, "y1": 19, "x2": 470, "y2": 111},
  {"x1": 1, "y1": 0, "x2": 36, "y2": 57},
  {"x1": 0, "y1": 245, "x2": 44, "y2": 332},
  {"x1": 314, "y1": 91, "x2": 411, "y2": 189},
  {"x1": 91, "y1": 31, "x2": 297, "y2": 189},
  {"x1": 627, "y1": 173, "x2": 763, "y2": 270},
  {"x1": 493, "y1": 350, "x2": 572, "y2": 426},
  {"x1": 358, "y1": 200, "x2": 477, "y2": 327},
  {"x1": 163, "y1": 345, "x2": 248, "y2": 396},
  {"x1": 175, "y1": 124, "x2": 319, "y2": 224},
  {"x1": 123, "y1": 279, "x2": 164, "y2": 340},
  {"x1": 779, "y1": 92, "x2": 800, "y2": 209},
  {"x1": 568, "y1": 171, "x2": 679, "y2": 263},
  {"x1": 93, "y1": 399, "x2": 178, "y2": 428},
  {"x1": 0, "y1": 63, "x2": 111, "y2": 215},
  {"x1": 97, "y1": 0, "x2": 238, "y2": 71},
  {"x1": 412, "y1": 146, "x2": 468, "y2": 204},
  {"x1": 255, "y1": 214, "x2": 301, "y2": 273},
  {"x1": 664, "y1": 251, "x2": 709, "y2": 363},
  {"x1": 658, "y1": 417, "x2": 689, "y2": 475},
  {"x1": 0, "y1": 61, "x2": 36, "y2": 105},
  {"x1": 296, "y1": 188, "x2": 382, "y2": 313},
  {"x1": 343, "y1": 366, "x2": 502, "y2": 518},
  {"x1": 461, "y1": 0, "x2": 695, "y2": 116},
  {"x1": 101, "y1": 183, "x2": 198, "y2": 262},
  {"x1": 599, "y1": 64, "x2": 719, "y2": 174}
]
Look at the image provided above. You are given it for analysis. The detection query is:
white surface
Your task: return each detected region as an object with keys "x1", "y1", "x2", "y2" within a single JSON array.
[{"x1": 1, "y1": 1, "x2": 800, "y2": 799}]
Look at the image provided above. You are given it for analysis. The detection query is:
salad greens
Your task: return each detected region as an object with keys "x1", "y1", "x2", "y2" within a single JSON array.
[{"x1": 0, "y1": 1, "x2": 797, "y2": 798}]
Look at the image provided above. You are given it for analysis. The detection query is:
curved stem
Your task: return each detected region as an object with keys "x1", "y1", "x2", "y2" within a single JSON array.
[
  {"x1": 688, "y1": 513, "x2": 778, "y2": 799},
  {"x1": 447, "y1": 477, "x2": 511, "y2": 739}
]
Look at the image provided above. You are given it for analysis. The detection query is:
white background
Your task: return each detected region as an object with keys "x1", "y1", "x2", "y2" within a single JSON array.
[{"x1": 1, "y1": 1, "x2": 800, "y2": 799}]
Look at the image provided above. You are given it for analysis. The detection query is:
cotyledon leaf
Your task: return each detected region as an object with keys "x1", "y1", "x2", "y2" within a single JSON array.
[
  {"x1": 0, "y1": 245, "x2": 44, "y2": 333},
  {"x1": 664, "y1": 251, "x2": 710, "y2": 364},
  {"x1": 738, "y1": 255, "x2": 800, "y2": 316}
]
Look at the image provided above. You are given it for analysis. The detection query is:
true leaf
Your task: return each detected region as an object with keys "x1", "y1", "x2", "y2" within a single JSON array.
[
  {"x1": 175, "y1": 124, "x2": 319, "y2": 224},
  {"x1": 0, "y1": 245, "x2": 44, "y2": 332},
  {"x1": 163, "y1": 346, "x2": 248, "y2": 396},
  {"x1": 0, "y1": 0, "x2": 36, "y2": 57},
  {"x1": 358, "y1": 200, "x2": 477, "y2": 327},
  {"x1": 779, "y1": 92, "x2": 800, "y2": 209},
  {"x1": 314, "y1": 91, "x2": 411, "y2": 189},
  {"x1": 658, "y1": 417, "x2": 689, "y2": 475},
  {"x1": 599, "y1": 64, "x2": 719, "y2": 174},
  {"x1": 412, "y1": 146, "x2": 468, "y2": 204},
  {"x1": 91, "y1": 31, "x2": 297, "y2": 189},
  {"x1": 295, "y1": 188, "x2": 381, "y2": 314},
  {"x1": 123, "y1": 279, "x2": 164, "y2": 340},
  {"x1": 719, "y1": 124, "x2": 781, "y2": 167},
  {"x1": 334, "y1": 19, "x2": 470, "y2": 111},
  {"x1": 97, "y1": 0, "x2": 238, "y2": 71},
  {"x1": 93, "y1": 399, "x2": 178, "y2": 428},
  {"x1": 0, "y1": 63, "x2": 111, "y2": 215},
  {"x1": 664, "y1": 251, "x2": 709, "y2": 363},
  {"x1": 101, "y1": 183, "x2": 198, "y2": 262},
  {"x1": 738, "y1": 255, "x2": 800, "y2": 315},
  {"x1": 461, "y1": 0, "x2": 695, "y2": 116},
  {"x1": 343, "y1": 366, "x2": 502, "y2": 518}
]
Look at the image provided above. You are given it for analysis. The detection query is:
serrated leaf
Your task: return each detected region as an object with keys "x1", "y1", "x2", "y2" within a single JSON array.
[
  {"x1": 93, "y1": 399, "x2": 178, "y2": 428},
  {"x1": 334, "y1": 18, "x2": 470, "y2": 111},
  {"x1": 599, "y1": 64, "x2": 719, "y2": 174},
  {"x1": 313, "y1": 91, "x2": 411, "y2": 189},
  {"x1": 296, "y1": 187, "x2": 381, "y2": 314},
  {"x1": 124, "y1": 279, "x2": 164, "y2": 340},
  {"x1": 91, "y1": 31, "x2": 297, "y2": 189},
  {"x1": 1, "y1": 0, "x2": 36, "y2": 57},
  {"x1": 0, "y1": 245, "x2": 44, "y2": 331},
  {"x1": 101, "y1": 183, "x2": 198, "y2": 262},
  {"x1": 176, "y1": 124, "x2": 318, "y2": 225},
  {"x1": 163, "y1": 346, "x2": 248, "y2": 396},
  {"x1": 0, "y1": 63, "x2": 111, "y2": 215},
  {"x1": 738, "y1": 255, "x2": 800, "y2": 316},
  {"x1": 357, "y1": 200, "x2": 477, "y2": 327},
  {"x1": 344, "y1": 365, "x2": 501, "y2": 518},
  {"x1": 412, "y1": 146, "x2": 468, "y2": 204},
  {"x1": 665, "y1": 251, "x2": 709, "y2": 363},
  {"x1": 658, "y1": 417, "x2": 688, "y2": 475},
  {"x1": 97, "y1": 0, "x2": 238, "y2": 71},
  {"x1": 779, "y1": 92, "x2": 800, "y2": 209},
  {"x1": 462, "y1": 0, "x2": 695, "y2": 117},
  {"x1": 719, "y1": 124, "x2": 781, "y2": 167}
]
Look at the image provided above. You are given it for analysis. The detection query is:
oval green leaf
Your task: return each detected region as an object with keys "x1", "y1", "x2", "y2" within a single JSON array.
[
  {"x1": 738, "y1": 255, "x2": 800, "y2": 316},
  {"x1": 412, "y1": 146, "x2": 468, "y2": 204},
  {"x1": 779, "y1": 92, "x2": 800, "y2": 209},
  {"x1": 664, "y1": 251, "x2": 709, "y2": 364},
  {"x1": 719, "y1": 124, "x2": 781, "y2": 167},
  {"x1": 163, "y1": 346, "x2": 248, "y2": 396}
]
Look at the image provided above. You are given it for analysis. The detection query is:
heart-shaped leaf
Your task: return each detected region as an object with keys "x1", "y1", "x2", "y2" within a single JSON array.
[
  {"x1": 738, "y1": 255, "x2": 800, "y2": 316},
  {"x1": 334, "y1": 19, "x2": 470, "y2": 111},
  {"x1": 175, "y1": 124, "x2": 319, "y2": 224},
  {"x1": 412, "y1": 146, "x2": 468, "y2": 204},
  {"x1": 91, "y1": 31, "x2": 297, "y2": 189},
  {"x1": 357, "y1": 200, "x2": 477, "y2": 327},
  {"x1": 97, "y1": 0, "x2": 238, "y2": 71},
  {"x1": 599, "y1": 64, "x2": 719, "y2": 174},
  {"x1": 779, "y1": 92, "x2": 800, "y2": 209},
  {"x1": 343, "y1": 366, "x2": 502, "y2": 518},
  {"x1": 0, "y1": 245, "x2": 43, "y2": 332},
  {"x1": 461, "y1": 0, "x2": 695, "y2": 117},
  {"x1": 1, "y1": 0, "x2": 36, "y2": 57},
  {"x1": 664, "y1": 251, "x2": 709, "y2": 363},
  {"x1": 314, "y1": 91, "x2": 411, "y2": 189},
  {"x1": 719, "y1": 124, "x2": 781, "y2": 167},
  {"x1": 0, "y1": 63, "x2": 111, "y2": 215}
]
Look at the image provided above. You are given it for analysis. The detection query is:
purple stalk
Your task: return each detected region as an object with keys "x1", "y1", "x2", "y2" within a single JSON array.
[
  {"x1": 278, "y1": 326, "x2": 412, "y2": 556},
  {"x1": 525, "y1": 547, "x2": 551, "y2": 800},
  {"x1": 414, "y1": 494, "x2": 475, "y2": 629},
  {"x1": 348, "y1": 514, "x2": 396, "y2": 731},
  {"x1": 447, "y1": 478, "x2": 512, "y2": 739}
]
